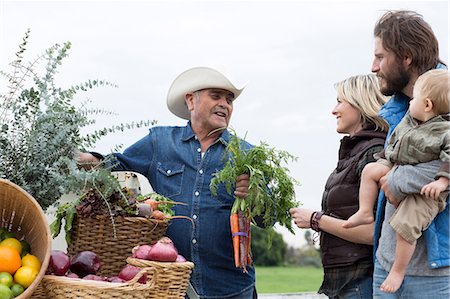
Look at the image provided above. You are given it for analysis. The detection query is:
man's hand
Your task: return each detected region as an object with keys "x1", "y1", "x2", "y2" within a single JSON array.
[
  {"x1": 76, "y1": 152, "x2": 100, "y2": 170},
  {"x1": 379, "y1": 174, "x2": 401, "y2": 206},
  {"x1": 289, "y1": 207, "x2": 313, "y2": 229},
  {"x1": 234, "y1": 174, "x2": 250, "y2": 199},
  {"x1": 421, "y1": 176, "x2": 449, "y2": 200}
]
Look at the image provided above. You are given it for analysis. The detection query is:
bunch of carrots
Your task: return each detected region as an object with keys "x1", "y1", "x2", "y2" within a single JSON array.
[{"x1": 210, "y1": 130, "x2": 299, "y2": 272}]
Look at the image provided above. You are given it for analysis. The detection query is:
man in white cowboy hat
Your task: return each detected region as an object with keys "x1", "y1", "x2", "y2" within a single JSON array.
[{"x1": 79, "y1": 66, "x2": 258, "y2": 298}]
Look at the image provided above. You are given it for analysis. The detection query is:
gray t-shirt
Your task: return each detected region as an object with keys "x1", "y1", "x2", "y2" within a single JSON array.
[
  {"x1": 376, "y1": 160, "x2": 449, "y2": 276},
  {"x1": 376, "y1": 202, "x2": 449, "y2": 276}
]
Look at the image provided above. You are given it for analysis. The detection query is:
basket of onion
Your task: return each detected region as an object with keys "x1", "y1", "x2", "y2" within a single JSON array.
[
  {"x1": 126, "y1": 237, "x2": 195, "y2": 299},
  {"x1": 37, "y1": 249, "x2": 160, "y2": 299}
]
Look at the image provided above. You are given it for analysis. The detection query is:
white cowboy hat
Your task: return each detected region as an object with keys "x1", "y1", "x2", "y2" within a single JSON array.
[{"x1": 167, "y1": 66, "x2": 245, "y2": 119}]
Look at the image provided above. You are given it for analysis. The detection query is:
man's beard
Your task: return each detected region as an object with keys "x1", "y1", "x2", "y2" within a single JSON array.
[{"x1": 380, "y1": 62, "x2": 411, "y2": 96}]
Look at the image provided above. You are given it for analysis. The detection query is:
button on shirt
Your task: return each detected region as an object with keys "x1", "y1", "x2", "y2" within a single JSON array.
[{"x1": 112, "y1": 123, "x2": 255, "y2": 298}]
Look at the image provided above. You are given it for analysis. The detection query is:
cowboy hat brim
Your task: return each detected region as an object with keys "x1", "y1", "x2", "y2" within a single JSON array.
[{"x1": 167, "y1": 66, "x2": 245, "y2": 120}]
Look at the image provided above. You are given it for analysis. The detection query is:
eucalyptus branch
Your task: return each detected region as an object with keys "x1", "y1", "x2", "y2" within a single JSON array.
[{"x1": 0, "y1": 30, "x2": 158, "y2": 210}]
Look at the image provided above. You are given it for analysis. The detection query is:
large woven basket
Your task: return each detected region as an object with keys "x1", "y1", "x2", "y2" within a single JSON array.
[
  {"x1": 0, "y1": 179, "x2": 52, "y2": 299},
  {"x1": 67, "y1": 214, "x2": 168, "y2": 276},
  {"x1": 38, "y1": 267, "x2": 157, "y2": 298},
  {"x1": 127, "y1": 257, "x2": 194, "y2": 299}
]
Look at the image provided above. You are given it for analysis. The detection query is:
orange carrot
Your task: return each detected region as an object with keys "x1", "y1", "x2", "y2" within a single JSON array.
[
  {"x1": 246, "y1": 221, "x2": 252, "y2": 266},
  {"x1": 230, "y1": 213, "x2": 240, "y2": 268},
  {"x1": 143, "y1": 199, "x2": 186, "y2": 211},
  {"x1": 151, "y1": 210, "x2": 195, "y2": 228}
]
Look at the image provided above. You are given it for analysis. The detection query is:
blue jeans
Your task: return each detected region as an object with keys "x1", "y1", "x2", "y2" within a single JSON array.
[
  {"x1": 330, "y1": 276, "x2": 373, "y2": 299},
  {"x1": 373, "y1": 260, "x2": 450, "y2": 298},
  {"x1": 226, "y1": 286, "x2": 257, "y2": 299},
  {"x1": 187, "y1": 286, "x2": 256, "y2": 299}
]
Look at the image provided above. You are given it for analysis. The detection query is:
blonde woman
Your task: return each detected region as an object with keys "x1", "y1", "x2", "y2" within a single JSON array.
[{"x1": 290, "y1": 74, "x2": 388, "y2": 298}]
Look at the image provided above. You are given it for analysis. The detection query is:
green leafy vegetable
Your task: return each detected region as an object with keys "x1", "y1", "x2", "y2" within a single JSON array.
[{"x1": 210, "y1": 130, "x2": 300, "y2": 232}]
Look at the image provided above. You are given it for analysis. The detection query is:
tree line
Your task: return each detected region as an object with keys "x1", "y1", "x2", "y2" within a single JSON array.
[{"x1": 251, "y1": 227, "x2": 321, "y2": 267}]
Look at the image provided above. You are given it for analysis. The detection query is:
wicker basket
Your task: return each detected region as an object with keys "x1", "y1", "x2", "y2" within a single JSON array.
[
  {"x1": 67, "y1": 214, "x2": 168, "y2": 276},
  {"x1": 38, "y1": 267, "x2": 157, "y2": 298},
  {"x1": 127, "y1": 257, "x2": 194, "y2": 299},
  {"x1": 0, "y1": 179, "x2": 52, "y2": 299}
]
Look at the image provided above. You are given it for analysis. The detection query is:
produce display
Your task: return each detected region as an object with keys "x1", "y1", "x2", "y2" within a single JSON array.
[
  {"x1": 0, "y1": 175, "x2": 194, "y2": 299},
  {"x1": 0, "y1": 229, "x2": 40, "y2": 298},
  {"x1": 0, "y1": 33, "x2": 195, "y2": 298}
]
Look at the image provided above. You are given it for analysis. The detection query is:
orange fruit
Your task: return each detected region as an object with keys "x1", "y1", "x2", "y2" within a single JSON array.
[
  {"x1": 0, "y1": 238, "x2": 22, "y2": 255},
  {"x1": 0, "y1": 246, "x2": 21, "y2": 274},
  {"x1": 14, "y1": 266, "x2": 38, "y2": 288},
  {"x1": 21, "y1": 254, "x2": 41, "y2": 271}
]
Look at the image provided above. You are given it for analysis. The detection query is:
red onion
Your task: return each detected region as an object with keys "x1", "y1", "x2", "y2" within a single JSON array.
[
  {"x1": 47, "y1": 250, "x2": 70, "y2": 276},
  {"x1": 175, "y1": 254, "x2": 187, "y2": 262},
  {"x1": 83, "y1": 274, "x2": 106, "y2": 281},
  {"x1": 70, "y1": 251, "x2": 101, "y2": 277},
  {"x1": 147, "y1": 237, "x2": 178, "y2": 262},
  {"x1": 118, "y1": 265, "x2": 147, "y2": 284},
  {"x1": 66, "y1": 273, "x2": 80, "y2": 279},
  {"x1": 131, "y1": 244, "x2": 153, "y2": 259}
]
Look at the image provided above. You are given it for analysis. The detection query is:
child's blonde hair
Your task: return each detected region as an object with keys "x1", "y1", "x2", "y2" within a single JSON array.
[
  {"x1": 415, "y1": 69, "x2": 450, "y2": 115},
  {"x1": 334, "y1": 74, "x2": 389, "y2": 132}
]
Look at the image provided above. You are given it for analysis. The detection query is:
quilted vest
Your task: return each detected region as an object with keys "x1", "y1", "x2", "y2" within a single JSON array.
[{"x1": 320, "y1": 128, "x2": 386, "y2": 268}]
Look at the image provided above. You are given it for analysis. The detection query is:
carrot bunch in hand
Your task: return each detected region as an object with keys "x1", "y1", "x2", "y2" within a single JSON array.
[{"x1": 210, "y1": 130, "x2": 299, "y2": 273}]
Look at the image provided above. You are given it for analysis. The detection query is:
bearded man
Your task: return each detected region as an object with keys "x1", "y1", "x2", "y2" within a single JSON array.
[{"x1": 370, "y1": 10, "x2": 449, "y2": 299}]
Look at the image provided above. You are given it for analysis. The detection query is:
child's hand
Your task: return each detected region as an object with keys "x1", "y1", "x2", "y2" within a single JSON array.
[{"x1": 421, "y1": 177, "x2": 449, "y2": 199}]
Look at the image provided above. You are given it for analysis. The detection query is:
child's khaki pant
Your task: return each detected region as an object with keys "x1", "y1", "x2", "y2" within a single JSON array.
[{"x1": 390, "y1": 192, "x2": 447, "y2": 244}]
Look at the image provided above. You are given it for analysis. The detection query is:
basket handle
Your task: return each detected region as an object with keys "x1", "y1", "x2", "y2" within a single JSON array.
[{"x1": 128, "y1": 267, "x2": 157, "y2": 288}]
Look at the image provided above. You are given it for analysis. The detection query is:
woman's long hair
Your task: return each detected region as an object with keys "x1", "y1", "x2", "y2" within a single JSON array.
[{"x1": 334, "y1": 74, "x2": 389, "y2": 132}]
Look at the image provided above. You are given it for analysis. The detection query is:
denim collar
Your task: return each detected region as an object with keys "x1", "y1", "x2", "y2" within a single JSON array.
[{"x1": 182, "y1": 121, "x2": 230, "y2": 146}]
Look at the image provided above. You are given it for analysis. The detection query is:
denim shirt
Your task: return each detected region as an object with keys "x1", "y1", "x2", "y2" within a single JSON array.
[
  {"x1": 112, "y1": 123, "x2": 256, "y2": 298},
  {"x1": 374, "y1": 86, "x2": 450, "y2": 268}
]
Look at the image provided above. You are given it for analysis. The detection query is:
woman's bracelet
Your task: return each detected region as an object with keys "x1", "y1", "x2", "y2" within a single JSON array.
[{"x1": 310, "y1": 211, "x2": 324, "y2": 232}]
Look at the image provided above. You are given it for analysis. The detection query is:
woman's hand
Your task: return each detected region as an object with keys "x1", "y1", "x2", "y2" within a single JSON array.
[
  {"x1": 290, "y1": 207, "x2": 314, "y2": 229},
  {"x1": 234, "y1": 174, "x2": 250, "y2": 199}
]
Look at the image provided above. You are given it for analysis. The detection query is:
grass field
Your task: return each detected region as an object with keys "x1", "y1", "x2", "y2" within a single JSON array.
[{"x1": 255, "y1": 266, "x2": 323, "y2": 293}]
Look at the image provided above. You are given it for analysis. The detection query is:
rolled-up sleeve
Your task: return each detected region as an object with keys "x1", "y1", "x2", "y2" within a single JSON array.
[{"x1": 387, "y1": 160, "x2": 444, "y2": 200}]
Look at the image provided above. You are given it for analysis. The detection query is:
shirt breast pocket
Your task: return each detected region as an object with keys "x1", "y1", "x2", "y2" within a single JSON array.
[
  {"x1": 212, "y1": 183, "x2": 235, "y2": 207},
  {"x1": 156, "y1": 162, "x2": 185, "y2": 198}
]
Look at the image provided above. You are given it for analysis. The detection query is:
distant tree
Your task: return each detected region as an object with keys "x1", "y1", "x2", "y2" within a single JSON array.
[
  {"x1": 251, "y1": 226, "x2": 287, "y2": 266},
  {"x1": 284, "y1": 230, "x2": 322, "y2": 268},
  {"x1": 304, "y1": 230, "x2": 313, "y2": 247}
]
